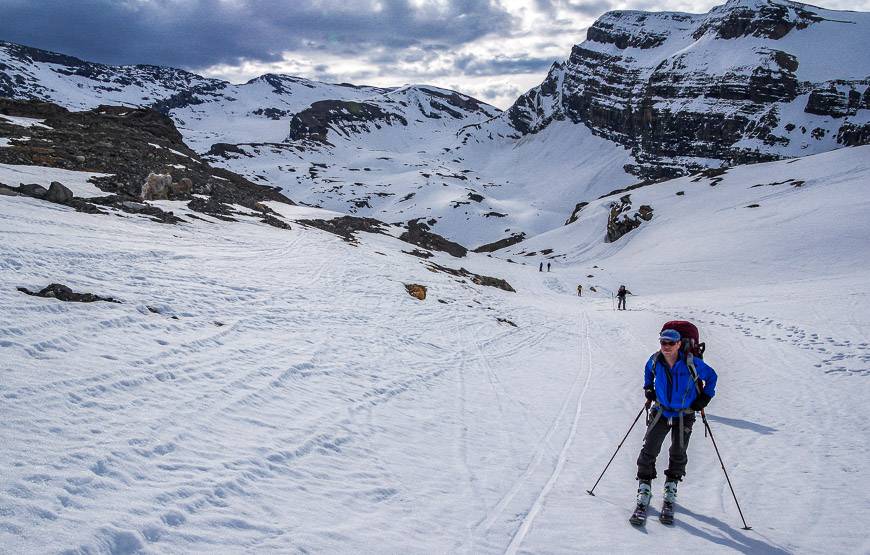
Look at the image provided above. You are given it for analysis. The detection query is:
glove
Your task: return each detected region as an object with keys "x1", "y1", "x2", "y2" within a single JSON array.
[
  {"x1": 690, "y1": 392, "x2": 711, "y2": 411},
  {"x1": 644, "y1": 387, "x2": 657, "y2": 402}
]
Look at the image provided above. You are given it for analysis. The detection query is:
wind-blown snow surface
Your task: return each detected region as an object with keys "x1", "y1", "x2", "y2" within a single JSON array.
[{"x1": 2, "y1": 147, "x2": 869, "y2": 553}]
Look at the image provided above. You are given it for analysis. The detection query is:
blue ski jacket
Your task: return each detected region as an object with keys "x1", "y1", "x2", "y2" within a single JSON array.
[{"x1": 644, "y1": 352, "x2": 717, "y2": 418}]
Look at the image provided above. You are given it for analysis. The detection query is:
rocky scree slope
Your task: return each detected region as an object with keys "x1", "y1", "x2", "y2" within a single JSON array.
[{"x1": 0, "y1": 98, "x2": 292, "y2": 222}]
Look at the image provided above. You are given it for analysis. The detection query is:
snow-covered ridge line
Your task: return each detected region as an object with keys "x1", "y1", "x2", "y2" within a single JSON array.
[
  {"x1": 2, "y1": 0, "x2": 868, "y2": 249},
  {"x1": 480, "y1": 0, "x2": 870, "y2": 180}
]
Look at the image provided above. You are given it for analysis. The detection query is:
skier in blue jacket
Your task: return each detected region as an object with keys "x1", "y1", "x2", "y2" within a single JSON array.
[{"x1": 631, "y1": 328, "x2": 717, "y2": 525}]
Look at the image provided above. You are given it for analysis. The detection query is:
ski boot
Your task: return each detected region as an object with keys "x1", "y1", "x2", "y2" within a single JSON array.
[
  {"x1": 660, "y1": 480, "x2": 678, "y2": 525},
  {"x1": 629, "y1": 480, "x2": 652, "y2": 527}
]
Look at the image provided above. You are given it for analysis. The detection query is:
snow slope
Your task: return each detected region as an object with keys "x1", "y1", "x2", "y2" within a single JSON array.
[{"x1": 1, "y1": 145, "x2": 868, "y2": 553}]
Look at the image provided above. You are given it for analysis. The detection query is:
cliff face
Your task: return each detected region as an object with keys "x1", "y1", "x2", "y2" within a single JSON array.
[{"x1": 502, "y1": 0, "x2": 870, "y2": 179}]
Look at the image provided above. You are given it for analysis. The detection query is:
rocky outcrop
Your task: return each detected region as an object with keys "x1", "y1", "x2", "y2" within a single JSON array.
[
  {"x1": 691, "y1": 0, "x2": 823, "y2": 40},
  {"x1": 473, "y1": 233, "x2": 526, "y2": 253},
  {"x1": 18, "y1": 283, "x2": 120, "y2": 303},
  {"x1": 498, "y1": 0, "x2": 870, "y2": 181},
  {"x1": 565, "y1": 202, "x2": 589, "y2": 225},
  {"x1": 0, "y1": 98, "x2": 292, "y2": 214},
  {"x1": 287, "y1": 100, "x2": 408, "y2": 144},
  {"x1": 399, "y1": 219, "x2": 468, "y2": 258},
  {"x1": 605, "y1": 195, "x2": 653, "y2": 243},
  {"x1": 297, "y1": 215, "x2": 389, "y2": 243},
  {"x1": 426, "y1": 263, "x2": 515, "y2": 292}
]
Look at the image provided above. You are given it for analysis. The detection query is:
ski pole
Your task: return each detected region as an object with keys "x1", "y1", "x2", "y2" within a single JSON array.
[
  {"x1": 701, "y1": 411, "x2": 752, "y2": 530},
  {"x1": 587, "y1": 403, "x2": 648, "y2": 496}
]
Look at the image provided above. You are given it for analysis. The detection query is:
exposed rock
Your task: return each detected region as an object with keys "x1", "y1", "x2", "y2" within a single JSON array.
[
  {"x1": 605, "y1": 194, "x2": 654, "y2": 243},
  {"x1": 46, "y1": 181, "x2": 73, "y2": 203},
  {"x1": 288, "y1": 100, "x2": 408, "y2": 144},
  {"x1": 837, "y1": 122, "x2": 870, "y2": 146},
  {"x1": 0, "y1": 98, "x2": 293, "y2": 215},
  {"x1": 260, "y1": 213, "x2": 291, "y2": 230},
  {"x1": 88, "y1": 195, "x2": 183, "y2": 223},
  {"x1": 496, "y1": 2, "x2": 869, "y2": 180},
  {"x1": 18, "y1": 183, "x2": 48, "y2": 198},
  {"x1": 403, "y1": 249, "x2": 434, "y2": 259},
  {"x1": 17, "y1": 283, "x2": 120, "y2": 303},
  {"x1": 404, "y1": 283, "x2": 427, "y2": 300},
  {"x1": 565, "y1": 202, "x2": 589, "y2": 225},
  {"x1": 141, "y1": 173, "x2": 172, "y2": 200},
  {"x1": 473, "y1": 232, "x2": 526, "y2": 253},
  {"x1": 170, "y1": 177, "x2": 193, "y2": 198},
  {"x1": 298, "y1": 215, "x2": 389, "y2": 243},
  {"x1": 121, "y1": 201, "x2": 147, "y2": 212},
  {"x1": 400, "y1": 219, "x2": 467, "y2": 258},
  {"x1": 426, "y1": 262, "x2": 515, "y2": 292},
  {"x1": 186, "y1": 196, "x2": 238, "y2": 221},
  {"x1": 805, "y1": 85, "x2": 862, "y2": 118},
  {"x1": 206, "y1": 142, "x2": 248, "y2": 158}
]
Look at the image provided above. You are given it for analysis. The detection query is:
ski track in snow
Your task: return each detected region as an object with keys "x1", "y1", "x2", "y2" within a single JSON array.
[{"x1": 502, "y1": 310, "x2": 594, "y2": 555}]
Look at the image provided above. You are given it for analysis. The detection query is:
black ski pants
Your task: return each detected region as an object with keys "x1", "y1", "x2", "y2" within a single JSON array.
[
  {"x1": 617, "y1": 296, "x2": 626, "y2": 310},
  {"x1": 636, "y1": 410, "x2": 695, "y2": 482}
]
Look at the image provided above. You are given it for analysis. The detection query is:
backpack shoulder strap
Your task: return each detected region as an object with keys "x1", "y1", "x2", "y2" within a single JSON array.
[{"x1": 686, "y1": 353, "x2": 702, "y2": 394}]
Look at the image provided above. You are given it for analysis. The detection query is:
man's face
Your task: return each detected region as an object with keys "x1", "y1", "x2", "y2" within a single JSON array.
[{"x1": 660, "y1": 339, "x2": 681, "y2": 353}]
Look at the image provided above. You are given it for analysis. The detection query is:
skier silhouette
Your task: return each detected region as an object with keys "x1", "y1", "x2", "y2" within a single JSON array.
[{"x1": 617, "y1": 285, "x2": 632, "y2": 310}]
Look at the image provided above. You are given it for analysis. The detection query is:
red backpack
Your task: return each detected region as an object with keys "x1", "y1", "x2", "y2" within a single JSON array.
[{"x1": 661, "y1": 320, "x2": 706, "y2": 358}]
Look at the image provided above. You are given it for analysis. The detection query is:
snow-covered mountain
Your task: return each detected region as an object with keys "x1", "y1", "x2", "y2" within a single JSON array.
[
  {"x1": 478, "y1": 0, "x2": 870, "y2": 180},
  {"x1": 2, "y1": 0, "x2": 869, "y2": 248}
]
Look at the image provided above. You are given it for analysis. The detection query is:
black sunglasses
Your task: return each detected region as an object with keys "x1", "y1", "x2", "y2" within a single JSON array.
[{"x1": 659, "y1": 340, "x2": 678, "y2": 346}]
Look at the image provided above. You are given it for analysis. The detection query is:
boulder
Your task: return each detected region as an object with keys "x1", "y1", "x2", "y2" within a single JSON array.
[
  {"x1": 141, "y1": 172, "x2": 172, "y2": 200},
  {"x1": 46, "y1": 181, "x2": 73, "y2": 203},
  {"x1": 169, "y1": 177, "x2": 192, "y2": 198},
  {"x1": 120, "y1": 201, "x2": 147, "y2": 212},
  {"x1": 405, "y1": 283, "x2": 427, "y2": 300},
  {"x1": 18, "y1": 183, "x2": 48, "y2": 198}
]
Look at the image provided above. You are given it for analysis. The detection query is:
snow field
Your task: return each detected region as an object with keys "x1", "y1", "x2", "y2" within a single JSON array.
[{"x1": 1, "y1": 145, "x2": 869, "y2": 553}]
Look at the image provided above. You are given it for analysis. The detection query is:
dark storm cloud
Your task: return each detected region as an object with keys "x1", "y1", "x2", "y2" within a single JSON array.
[
  {"x1": 0, "y1": 0, "x2": 516, "y2": 69},
  {"x1": 454, "y1": 54, "x2": 556, "y2": 76}
]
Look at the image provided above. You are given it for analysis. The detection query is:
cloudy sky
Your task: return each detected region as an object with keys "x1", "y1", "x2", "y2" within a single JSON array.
[{"x1": 1, "y1": 0, "x2": 867, "y2": 108}]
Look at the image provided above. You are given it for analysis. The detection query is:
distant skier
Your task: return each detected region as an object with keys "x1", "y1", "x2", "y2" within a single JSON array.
[
  {"x1": 539, "y1": 262, "x2": 543, "y2": 272},
  {"x1": 547, "y1": 262, "x2": 551, "y2": 272},
  {"x1": 616, "y1": 285, "x2": 632, "y2": 310},
  {"x1": 630, "y1": 328, "x2": 717, "y2": 527},
  {"x1": 577, "y1": 284, "x2": 582, "y2": 297}
]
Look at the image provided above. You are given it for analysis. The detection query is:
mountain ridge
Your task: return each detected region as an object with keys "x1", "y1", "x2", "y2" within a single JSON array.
[{"x1": 2, "y1": 0, "x2": 868, "y2": 247}]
